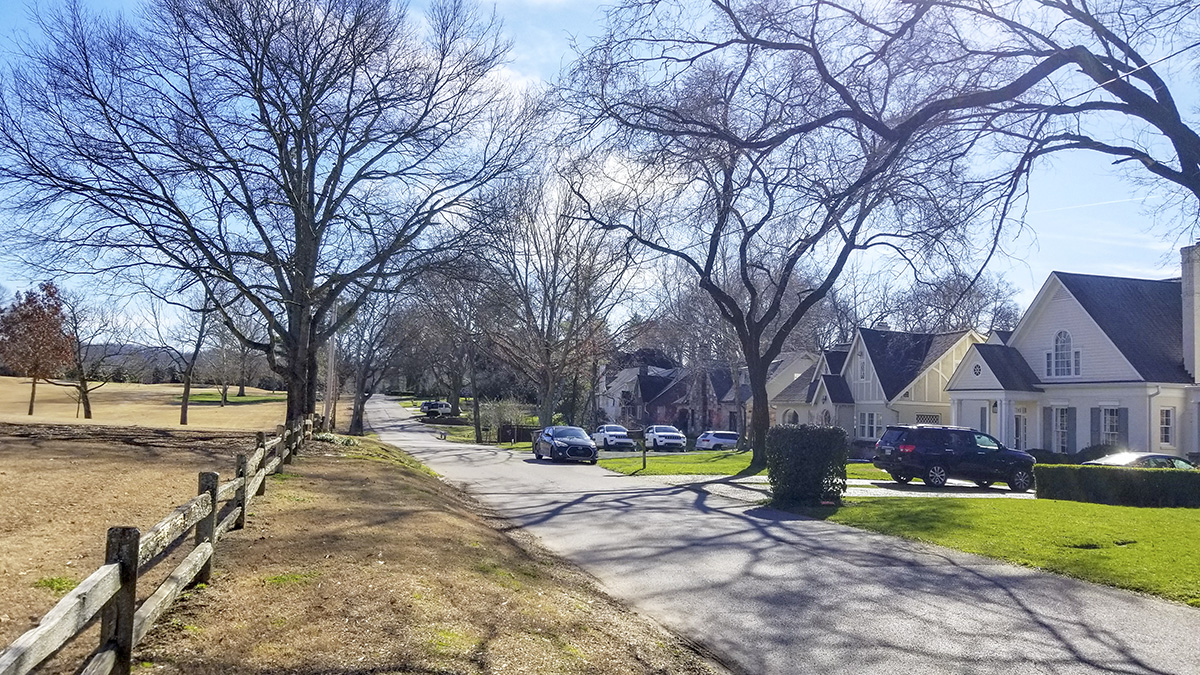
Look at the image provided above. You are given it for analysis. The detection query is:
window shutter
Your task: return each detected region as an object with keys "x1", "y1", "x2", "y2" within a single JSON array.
[
  {"x1": 1090, "y1": 408, "x2": 1101, "y2": 445},
  {"x1": 1042, "y1": 408, "x2": 1052, "y2": 450},
  {"x1": 1067, "y1": 407, "x2": 1078, "y2": 452},
  {"x1": 1117, "y1": 408, "x2": 1130, "y2": 446}
]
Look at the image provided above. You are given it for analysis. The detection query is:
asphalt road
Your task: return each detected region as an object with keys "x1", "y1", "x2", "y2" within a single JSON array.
[{"x1": 366, "y1": 400, "x2": 1200, "y2": 675}]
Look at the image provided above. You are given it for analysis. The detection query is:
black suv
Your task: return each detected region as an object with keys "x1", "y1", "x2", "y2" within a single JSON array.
[{"x1": 873, "y1": 425, "x2": 1036, "y2": 492}]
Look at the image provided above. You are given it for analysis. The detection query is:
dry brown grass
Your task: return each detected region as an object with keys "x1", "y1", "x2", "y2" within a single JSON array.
[
  {"x1": 0, "y1": 376, "x2": 286, "y2": 431},
  {"x1": 0, "y1": 428, "x2": 723, "y2": 674}
]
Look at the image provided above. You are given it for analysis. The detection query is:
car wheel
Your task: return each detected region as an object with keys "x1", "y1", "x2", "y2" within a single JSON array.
[
  {"x1": 1008, "y1": 469, "x2": 1034, "y2": 493},
  {"x1": 889, "y1": 472, "x2": 911, "y2": 484},
  {"x1": 712, "y1": 444, "x2": 722, "y2": 452},
  {"x1": 588, "y1": 459, "x2": 597, "y2": 465},
  {"x1": 534, "y1": 445, "x2": 543, "y2": 460},
  {"x1": 924, "y1": 464, "x2": 948, "y2": 487},
  {"x1": 652, "y1": 439, "x2": 659, "y2": 449},
  {"x1": 603, "y1": 439, "x2": 610, "y2": 451},
  {"x1": 974, "y1": 480, "x2": 994, "y2": 488}
]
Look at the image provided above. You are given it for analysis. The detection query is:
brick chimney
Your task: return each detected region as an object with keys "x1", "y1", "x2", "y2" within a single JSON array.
[{"x1": 1183, "y1": 243, "x2": 1200, "y2": 382}]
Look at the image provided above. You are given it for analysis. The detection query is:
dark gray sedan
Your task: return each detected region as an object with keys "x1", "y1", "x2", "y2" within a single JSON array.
[{"x1": 534, "y1": 426, "x2": 598, "y2": 464}]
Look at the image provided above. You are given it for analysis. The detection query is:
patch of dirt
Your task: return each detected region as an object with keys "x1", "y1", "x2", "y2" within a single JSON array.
[
  {"x1": 1, "y1": 427, "x2": 724, "y2": 674},
  {"x1": 0, "y1": 424, "x2": 258, "y2": 671}
]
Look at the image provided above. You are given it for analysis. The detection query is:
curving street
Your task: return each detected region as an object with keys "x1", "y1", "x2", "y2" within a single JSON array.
[{"x1": 367, "y1": 399, "x2": 1200, "y2": 675}]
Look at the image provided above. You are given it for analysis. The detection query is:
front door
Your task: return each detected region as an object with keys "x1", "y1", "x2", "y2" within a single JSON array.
[{"x1": 1013, "y1": 413, "x2": 1027, "y2": 450}]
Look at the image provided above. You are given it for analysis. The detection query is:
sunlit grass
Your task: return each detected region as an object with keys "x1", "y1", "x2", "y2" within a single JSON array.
[{"x1": 796, "y1": 497, "x2": 1200, "y2": 606}]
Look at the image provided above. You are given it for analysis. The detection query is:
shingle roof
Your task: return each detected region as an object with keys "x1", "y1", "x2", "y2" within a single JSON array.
[
  {"x1": 1054, "y1": 273, "x2": 1191, "y2": 384},
  {"x1": 646, "y1": 374, "x2": 690, "y2": 406},
  {"x1": 822, "y1": 374, "x2": 854, "y2": 404},
  {"x1": 975, "y1": 344, "x2": 1043, "y2": 392},
  {"x1": 638, "y1": 373, "x2": 674, "y2": 402},
  {"x1": 775, "y1": 363, "x2": 817, "y2": 402},
  {"x1": 708, "y1": 368, "x2": 733, "y2": 400},
  {"x1": 825, "y1": 349, "x2": 849, "y2": 375},
  {"x1": 859, "y1": 328, "x2": 970, "y2": 401}
]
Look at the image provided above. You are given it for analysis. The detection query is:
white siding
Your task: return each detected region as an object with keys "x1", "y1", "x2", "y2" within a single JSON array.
[
  {"x1": 847, "y1": 348, "x2": 885, "y2": 403},
  {"x1": 1011, "y1": 280, "x2": 1140, "y2": 383},
  {"x1": 946, "y1": 348, "x2": 1003, "y2": 392}
]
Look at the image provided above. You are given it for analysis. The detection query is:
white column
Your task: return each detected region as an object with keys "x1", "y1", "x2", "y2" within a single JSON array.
[{"x1": 998, "y1": 399, "x2": 1013, "y2": 446}]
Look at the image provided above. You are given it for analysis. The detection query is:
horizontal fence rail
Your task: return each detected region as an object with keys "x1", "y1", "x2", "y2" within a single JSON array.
[{"x1": 0, "y1": 415, "x2": 316, "y2": 675}]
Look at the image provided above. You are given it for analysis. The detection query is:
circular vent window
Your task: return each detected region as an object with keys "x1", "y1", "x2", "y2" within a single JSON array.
[{"x1": 973, "y1": 364, "x2": 982, "y2": 376}]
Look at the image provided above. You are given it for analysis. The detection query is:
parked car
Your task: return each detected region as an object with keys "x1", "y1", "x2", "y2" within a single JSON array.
[
  {"x1": 534, "y1": 426, "x2": 599, "y2": 464},
  {"x1": 644, "y1": 425, "x2": 687, "y2": 450},
  {"x1": 420, "y1": 401, "x2": 452, "y2": 416},
  {"x1": 1082, "y1": 452, "x2": 1197, "y2": 469},
  {"x1": 872, "y1": 425, "x2": 1036, "y2": 492},
  {"x1": 592, "y1": 425, "x2": 637, "y2": 450},
  {"x1": 695, "y1": 430, "x2": 740, "y2": 451}
]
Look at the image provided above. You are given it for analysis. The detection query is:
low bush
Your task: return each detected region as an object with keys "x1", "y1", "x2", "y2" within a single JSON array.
[
  {"x1": 1034, "y1": 464, "x2": 1200, "y2": 507},
  {"x1": 766, "y1": 425, "x2": 847, "y2": 505}
]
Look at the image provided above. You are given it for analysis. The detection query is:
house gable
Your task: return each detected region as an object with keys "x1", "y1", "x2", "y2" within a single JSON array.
[
  {"x1": 1008, "y1": 275, "x2": 1141, "y2": 383},
  {"x1": 843, "y1": 332, "x2": 886, "y2": 403},
  {"x1": 900, "y1": 331, "x2": 984, "y2": 404}
]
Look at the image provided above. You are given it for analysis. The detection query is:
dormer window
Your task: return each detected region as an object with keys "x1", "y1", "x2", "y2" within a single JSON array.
[{"x1": 1045, "y1": 331, "x2": 1081, "y2": 377}]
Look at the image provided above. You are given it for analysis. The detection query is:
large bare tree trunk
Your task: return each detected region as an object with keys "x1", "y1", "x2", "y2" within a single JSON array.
[
  {"x1": 27, "y1": 379, "x2": 36, "y2": 416},
  {"x1": 470, "y1": 346, "x2": 482, "y2": 443},
  {"x1": 349, "y1": 360, "x2": 368, "y2": 436}
]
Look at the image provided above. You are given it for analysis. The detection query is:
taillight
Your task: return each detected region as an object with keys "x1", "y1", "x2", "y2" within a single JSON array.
[{"x1": 899, "y1": 444, "x2": 916, "y2": 454}]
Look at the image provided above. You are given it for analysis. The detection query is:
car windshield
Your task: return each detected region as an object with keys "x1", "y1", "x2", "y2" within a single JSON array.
[
  {"x1": 657, "y1": 426, "x2": 681, "y2": 434},
  {"x1": 554, "y1": 427, "x2": 588, "y2": 439},
  {"x1": 609, "y1": 426, "x2": 627, "y2": 432}
]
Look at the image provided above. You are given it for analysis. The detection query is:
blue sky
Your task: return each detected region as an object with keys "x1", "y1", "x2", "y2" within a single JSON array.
[{"x1": 0, "y1": 0, "x2": 1186, "y2": 307}]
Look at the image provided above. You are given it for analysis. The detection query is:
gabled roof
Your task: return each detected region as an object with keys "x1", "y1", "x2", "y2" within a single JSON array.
[
  {"x1": 821, "y1": 374, "x2": 854, "y2": 404},
  {"x1": 637, "y1": 372, "x2": 674, "y2": 402},
  {"x1": 990, "y1": 330, "x2": 1013, "y2": 345},
  {"x1": 775, "y1": 363, "x2": 818, "y2": 402},
  {"x1": 708, "y1": 368, "x2": 733, "y2": 401},
  {"x1": 1053, "y1": 272, "x2": 1191, "y2": 384},
  {"x1": 825, "y1": 349, "x2": 849, "y2": 375},
  {"x1": 859, "y1": 328, "x2": 971, "y2": 400},
  {"x1": 975, "y1": 344, "x2": 1043, "y2": 392},
  {"x1": 646, "y1": 373, "x2": 690, "y2": 406}
]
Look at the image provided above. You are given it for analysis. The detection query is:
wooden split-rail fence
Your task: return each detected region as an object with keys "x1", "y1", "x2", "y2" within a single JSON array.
[{"x1": 0, "y1": 415, "x2": 318, "y2": 675}]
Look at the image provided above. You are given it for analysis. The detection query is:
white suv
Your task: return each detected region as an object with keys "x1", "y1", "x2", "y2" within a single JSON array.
[
  {"x1": 420, "y1": 401, "x2": 452, "y2": 416},
  {"x1": 592, "y1": 425, "x2": 637, "y2": 450},
  {"x1": 695, "y1": 430, "x2": 740, "y2": 451},
  {"x1": 644, "y1": 425, "x2": 686, "y2": 450}
]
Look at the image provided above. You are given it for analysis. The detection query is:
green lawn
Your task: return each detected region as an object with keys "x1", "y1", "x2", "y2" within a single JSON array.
[
  {"x1": 183, "y1": 392, "x2": 287, "y2": 405},
  {"x1": 798, "y1": 497, "x2": 1200, "y2": 606},
  {"x1": 598, "y1": 451, "x2": 890, "y2": 479}
]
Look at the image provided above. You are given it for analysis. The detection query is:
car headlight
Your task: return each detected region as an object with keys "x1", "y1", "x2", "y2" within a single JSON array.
[{"x1": 555, "y1": 440, "x2": 568, "y2": 447}]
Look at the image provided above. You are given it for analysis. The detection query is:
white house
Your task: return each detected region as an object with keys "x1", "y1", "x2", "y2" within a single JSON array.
[
  {"x1": 782, "y1": 328, "x2": 983, "y2": 443},
  {"x1": 946, "y1": 244, "x2": 1200, "y2": 459}
]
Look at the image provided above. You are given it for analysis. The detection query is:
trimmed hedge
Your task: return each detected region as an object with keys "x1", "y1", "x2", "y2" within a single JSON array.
[
  {"x1": 1034, "y1": 464, "x2": 1200, "y2": 508},
  {"x1": 766, "y1": 424, "x2": 847, "y2": 505}
]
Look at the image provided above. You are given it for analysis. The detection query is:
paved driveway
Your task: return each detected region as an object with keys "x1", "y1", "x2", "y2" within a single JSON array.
[{"x1": 366, "y1": 400, "x2": 1200, "y2": 675}]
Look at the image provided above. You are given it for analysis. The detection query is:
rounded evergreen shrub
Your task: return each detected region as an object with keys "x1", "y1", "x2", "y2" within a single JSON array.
[{"x1": 766, "y1": 425, "x2": 848, "y2": 505}]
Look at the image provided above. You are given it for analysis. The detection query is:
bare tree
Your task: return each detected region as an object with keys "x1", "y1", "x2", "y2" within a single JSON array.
[
  {"x1": 46, "y1": 290, "x2": 138, "y2": 419},
  {"x1": 565, "y1": 0, "x2": 1077, "y2": 465},
  {"x1": 481, "y1": 175, "x2": 636, "y2": 426},
  {"x1": 0, "y1": 282, "x2": 75, "y2": 415},
  {"x1": 935, "y1": 0, "x2": 1200, "y2": 232},
  {"x1": 889, "y1": 271, "x2": 1022, "y2": 334},
  {"x1": 145, "y1": 297, "x2": 212, "y2": 425},
  {"x1": 342, "y1": 292, "x2": 416, "y2": 435},
  {"x1": 0, "y1": 0, "x2": 535, "y2": 424}
]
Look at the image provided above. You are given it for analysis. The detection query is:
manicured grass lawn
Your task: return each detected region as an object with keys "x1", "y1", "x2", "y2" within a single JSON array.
[
  {"x1": 185, "y1": 392, "x2": 287, "y2": 405},
  {"x1": 798, "y1": 497, "x2": 1200, "y2": 606},
  {"x1": 600, "y1": 450, "x2": 761, "y2": 476},
  {"x1": 599, "y1": 452, "x2": 891, "y2": 479},
  {"x1": 435, "y1": 418, "x2": 533, "y2": 452}
]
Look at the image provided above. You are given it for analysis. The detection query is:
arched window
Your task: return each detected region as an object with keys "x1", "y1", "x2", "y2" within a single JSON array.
[
  {"x1": 786, "y1": 410, "x2": 800, "y2": 425},
  {"x1": 1050, "y1": 331, "x2": 1080, "y2": 376},
  {"x1": 821, "y1": 410, "x2": 832, "y2": 425}
]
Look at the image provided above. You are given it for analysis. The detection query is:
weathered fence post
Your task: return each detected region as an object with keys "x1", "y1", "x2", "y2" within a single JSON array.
[
  {"x1": 195, "y1": 472, "x2": 219, "y2": 584},
  {"x1": 235, "y1": 453, "x2": 248, "y2": 530},
  {"x1": 255, "y1": 432, "x2": 268, "y2": 497},
  {"x1": 101, "y1": 526, "x2": 139, "y2": 675},
  {"x1": 304, "y1": 414, "x2": 314, "y2": 439},
  {"x1": 282, "y1": 424, "x2": 294, "y2": 465}
]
